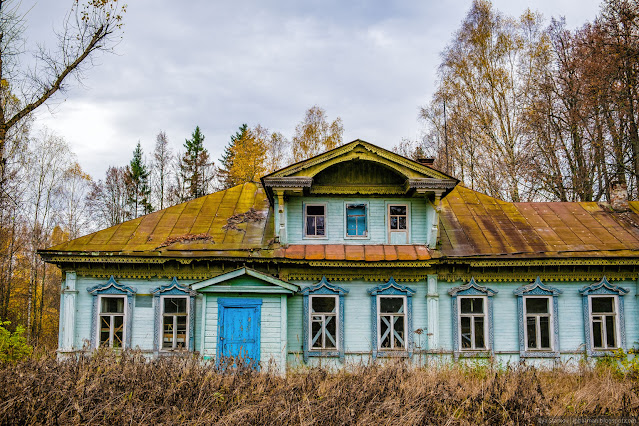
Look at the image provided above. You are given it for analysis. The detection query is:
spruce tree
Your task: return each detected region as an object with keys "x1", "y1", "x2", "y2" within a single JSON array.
[
  {"x1": 125, "y1": 142, "x2": 153, "y2": 217},
  {"x1": 180, "y1": 126, "x2": 212, "y2": 200}
]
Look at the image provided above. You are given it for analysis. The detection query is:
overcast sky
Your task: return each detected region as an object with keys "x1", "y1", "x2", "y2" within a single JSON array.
[{"x1": 22, "y1": 0, "x2": 602, "y2": 179}]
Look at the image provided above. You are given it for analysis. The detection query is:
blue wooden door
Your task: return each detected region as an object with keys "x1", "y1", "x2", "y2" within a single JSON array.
[{"x1": 218, "y1": 299, "x2": 261, "y2": 367}]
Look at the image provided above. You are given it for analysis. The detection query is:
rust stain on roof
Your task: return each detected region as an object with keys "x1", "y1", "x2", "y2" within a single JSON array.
[
  {"x1": 41, "y1": 183, "x2": 639, "y2": 262},
  {"x1": 439, "y1": 186, "x2": 639, "y2": 258}
]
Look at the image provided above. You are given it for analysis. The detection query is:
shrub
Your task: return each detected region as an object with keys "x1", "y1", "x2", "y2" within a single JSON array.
[{"x1": 0, "y1": 320, "x2": 32, "y2": 363}]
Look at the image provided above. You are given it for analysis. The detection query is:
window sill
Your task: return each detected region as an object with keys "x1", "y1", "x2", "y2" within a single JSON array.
[
  {"x1": 520, "y1": 351, "x2": 559, "y2": 358},
  {"x1": 375, "y1": 350, "x2": 410, "y2": 358},
  {"x1": 588, "y1": 349, "x2": 621, "y2": 357},
  {"x1": 302, "y1": 236, "x2": 328, "y2": 240},
  {"x1": 306, "y1": 350, "x2": 340, "y2": 358},
  {"x1": 455, "y1": 350, "x2": 492, "y2": 359}
]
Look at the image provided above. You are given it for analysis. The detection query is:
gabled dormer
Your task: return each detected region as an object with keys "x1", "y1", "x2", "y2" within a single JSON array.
[{"x1": 261, "y1": 140, "x2": 457, "y2": 247}]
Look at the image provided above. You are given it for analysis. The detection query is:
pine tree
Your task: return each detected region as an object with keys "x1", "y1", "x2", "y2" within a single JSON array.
[
  {"x1": 125, "y1": 142, "x2": 153, "y2": 217},
  {"x1": 218, "y1": 124, "x2": 249, "y2": 190},
  {"x1": 180, "y1": 126, "x2": 213, "y2": 200}
]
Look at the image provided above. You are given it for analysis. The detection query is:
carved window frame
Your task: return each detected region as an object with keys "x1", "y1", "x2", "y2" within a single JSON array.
[
  {"x1": 151, "y1": 277, "x2": 197, "y2": 355},
  {"x1": 88, "y1": 276, "x2": 136, "y2": 350},
  {"x1": 369, "y1": 278, "x2": 415, "y2": 359},
  {"x1": 514, "y1": 277, "x2": 562, "y2": 358},
  {"x1": 580, "y1": 277, "x2": 628, "y2": 357},
  {"x1": 301, "y1": 277, "x2": 348, "y2": 362},
  {"x1": 449, "y1": 278, "x2": 497, "y2": 358}
]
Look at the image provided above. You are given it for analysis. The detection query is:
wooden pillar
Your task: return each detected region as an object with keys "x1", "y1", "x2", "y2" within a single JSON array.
[
  {"x1": 426, "y1": 274, "x2": 439, "y2": 350},
  {"x1": 59, "y1": 271, "x2": 77, "y2": 352}
]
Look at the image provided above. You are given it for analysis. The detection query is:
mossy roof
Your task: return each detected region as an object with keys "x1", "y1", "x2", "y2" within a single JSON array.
[{"x1": 40, "y1": 182, "x2": 639, "y2": 262}]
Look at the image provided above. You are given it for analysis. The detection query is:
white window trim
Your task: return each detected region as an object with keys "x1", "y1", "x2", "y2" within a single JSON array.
[
  {"x1": 457, "y1": 295, "x2": 488, "y2": 351},
  {"x1": 96, "y1": 294, "x2": 127, "y2": 349},
  {"x1": 376, "y1": 295, "x2": 407, "y2": 351},
  {"x1": 308, "y1": 294, "x2": 339, "y2": 350},
  {"x1": 588, "y1": 294, "x2": 621, "y2": 351},
  {"x1": 303, "y1": 202, "x2": 328, "y2": 239},
  {"x1": 160, "y1": 295, "x2": 190, "y2": 352},
  {"x1": 523, "y1": 295, "x2": 553, "y2": 352},
  {"x1": 344, "y1": 201, "x2": 370, "y2": 239},
  {"x1": 386, "y1": 202, "x2": 410, "y2": 244}
]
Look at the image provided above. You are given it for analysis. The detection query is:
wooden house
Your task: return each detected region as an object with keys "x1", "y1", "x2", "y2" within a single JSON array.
[{"x1": 39, "y1": 140, "x2": 639, "y2": 371}]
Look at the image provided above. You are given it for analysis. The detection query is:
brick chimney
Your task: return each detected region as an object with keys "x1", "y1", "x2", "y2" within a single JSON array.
[
  {"x1": 610, "y1": 182, "x2": 630, "y2": 211},
  {"x1": 417, "y1": 158, "x2": 435, "y2": 166}
]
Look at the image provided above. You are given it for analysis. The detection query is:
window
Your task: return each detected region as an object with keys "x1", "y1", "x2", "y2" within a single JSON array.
[
  {"x1": 459, "y1": 297, "x2": 486, "y2": 350},
  {"x1": 304, "y1": 204, "x2": 326, "y2": 237},
  {"x1": 514, "y1": 277, "x2": 561, "y2": 357},
  {"x1": 151, "y1": 277, "x2": 196, "y2": 354},
  {"x1": 590, "y1": 296, "x2": 618, "y2": 350},
  {"x1": 369, "y1": 278, "x2": 415, "y2": 358},
  {"x1": 309, "y1": 295, "x2": 338, "y2": 350},
  {"x1": 525, "y1": 297, "x2": 551, "y2": 350},
  {"x1": 378, "y1": 296, "x2": 406, "y2": 350},
  {"x1": 580, "y1": 277, "x2": 628, "y2": 356},
  {"x1": 99, "y1": 296, "x2": 125, "y2": 348},
  {"x1": 448, "y1": 278, "x2": 497, "y2": 357},
  {"x1": 345, "y1": 203, "x2": 367, "y2": 237},
  {"x1": 388, "y1": 204, "x2": 409, "y2": 244},
  {"x1": 301, "y1": 277, "x2": 348, "y2": 362},
  {"x1": 88, "y1": 276, "x2": 136, "y2": 350},
  {"x1": 162, "y1": 296, "x2": 188, "y2": 350}
]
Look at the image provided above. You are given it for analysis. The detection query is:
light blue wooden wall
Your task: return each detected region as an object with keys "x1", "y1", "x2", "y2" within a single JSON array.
[
  {"x1": 287, "y1": 279, "x2": 429, "y2": 367},
  {"x1": 438, "y1": 279, "x2": 639, "y2": 360},
  {"x1": 286, "y1": 197, "x2": 431, "y2": 245},
  {"x1": 68, "y1": 274, "x2": 639, "y2": 368}
]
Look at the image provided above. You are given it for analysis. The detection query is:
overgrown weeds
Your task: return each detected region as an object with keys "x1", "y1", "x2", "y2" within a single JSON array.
[{"x1": 0, "y1": 350, "x2": 638, "y2": 425}]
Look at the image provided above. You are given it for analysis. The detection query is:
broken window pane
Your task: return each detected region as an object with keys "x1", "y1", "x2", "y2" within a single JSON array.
[
  {"x1": 474, "y1": 317, "x2": 485, "y2": 349},
  {"x1": 605, "y1": 315, "x2": 616, "y2": 348},
  {"x1": 527, "y1": 317, "x2": 537, "y2": 349},
  {"x1": 380, "y1": 297, "x2": 404, "y2": 313},
  {"x1": 312, "y1": 296, "x2": 336, "y2": 313},
  {"x1": 101, "y1": 297, "x2": 124, "y2": 314},
  {"x1": 460, "y1": 297, "x2": 483, "y2": 314},
  {"x1": 540, "y1": 316, "x2": 550, "y2": 349},
  {"x1": 526, "y1": 298, "x2": 548, "y2": 314},
  {"x1": 461, "y1": 316, "x2": 472, "y2": 349},
  {"x1": 592, "y1": 316, "x2": 603, "y2": 348},
  {"x1": 592, "y1": 297, "x2": 614, "y2": 313}
]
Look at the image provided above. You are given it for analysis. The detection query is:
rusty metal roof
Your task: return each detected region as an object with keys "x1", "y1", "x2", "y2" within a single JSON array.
[
  {"x1": 439, "y1": 185, "x2": 639, "y2": 258},
  {"x1": 40, "y1": 182, "x2": 639, "y2": 262},
  {"x1": 43, "y1": 182, "x2": 275, "y2": 257}
]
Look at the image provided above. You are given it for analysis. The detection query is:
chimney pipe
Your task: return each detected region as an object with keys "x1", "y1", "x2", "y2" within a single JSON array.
[
  {"x1": 417, "y1": 158, "x2": 435, "y2": 166},
  {"x1": 610, "y1": 182, "x2": 629, "y2": 211}
]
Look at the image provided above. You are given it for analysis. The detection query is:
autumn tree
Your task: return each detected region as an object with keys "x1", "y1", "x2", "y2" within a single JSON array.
[
  {"x1": 0, "y1": 0, "x2": 125, "y2": 196},
  {"x1": 87, "y1": 166, "x2": 130, "y2": 228},
  {"x1": 218, "y1": 124, "x2": 248, "y2": 190},
  {"x1": 218, "y1": 124, "x2": 289, "y2": 189},
  {"x1": 151, "y1": 131, "x2": 173, "y2": 210},
  {"x1": 291, "y1": 106, "x2": 344, "y2": 162},
  {"x1": 125, "y1": 142, "x2": 152, "y2": 217},
  {"x1": 422, "y1": 2, "x2": 550, "y2": 201}
]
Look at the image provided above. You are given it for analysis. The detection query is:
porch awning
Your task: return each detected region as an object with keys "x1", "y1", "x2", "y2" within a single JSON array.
[{"x1": 192, "y1": 267, "x2": 299, "y2": 294}]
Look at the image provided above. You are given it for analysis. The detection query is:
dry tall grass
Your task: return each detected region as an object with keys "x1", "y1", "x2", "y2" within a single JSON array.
[{"x1": 0, "y1": 351, "x2": 637, "y2": 425}]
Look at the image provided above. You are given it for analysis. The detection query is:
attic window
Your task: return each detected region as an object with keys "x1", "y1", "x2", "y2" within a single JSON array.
[{"x1": 346, "y1": 203, "x2": 367, "y2": 237}]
